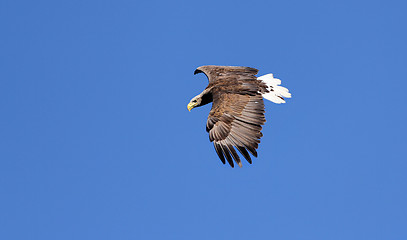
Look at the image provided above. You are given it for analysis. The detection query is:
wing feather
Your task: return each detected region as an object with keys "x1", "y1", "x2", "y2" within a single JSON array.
[
  {"x1": 220, "y1": 143, "x2": 234, "y2": 168},
  {"x1": 214, "y1": 143, "x2": 226, "y2": 165}
]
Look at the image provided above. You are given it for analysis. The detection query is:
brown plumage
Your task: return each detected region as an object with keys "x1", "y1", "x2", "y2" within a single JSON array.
[{"x1": 187, "y1": 65, "x2": 291, "y2": 167}]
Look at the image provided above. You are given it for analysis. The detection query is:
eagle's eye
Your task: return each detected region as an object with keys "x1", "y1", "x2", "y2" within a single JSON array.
[{"x1": 193, "y1": 100, "x2": 197, "y2": 103}]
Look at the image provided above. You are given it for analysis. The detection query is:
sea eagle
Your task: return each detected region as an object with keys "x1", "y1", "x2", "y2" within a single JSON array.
[{"x1": 187, "y1": 65, "x2": 291, "y2": 168}]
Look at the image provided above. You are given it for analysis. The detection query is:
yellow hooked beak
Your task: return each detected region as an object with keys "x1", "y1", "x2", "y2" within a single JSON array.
[{"x1": 187, "y1": 102, "x2": 195, "y2": 112}]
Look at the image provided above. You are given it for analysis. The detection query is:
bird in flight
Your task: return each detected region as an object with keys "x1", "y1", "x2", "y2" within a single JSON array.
[{"x1": 187, "y1": 65, "x2": 291, "y2": 168}]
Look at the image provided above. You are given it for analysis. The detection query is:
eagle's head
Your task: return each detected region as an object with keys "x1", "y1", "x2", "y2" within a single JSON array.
[
  {"x1": 187, "y1": 95, "x2": 202, "y2": 111},
  {"x1": 187, "y1": 68, "x2": 214, "y2": 111}
]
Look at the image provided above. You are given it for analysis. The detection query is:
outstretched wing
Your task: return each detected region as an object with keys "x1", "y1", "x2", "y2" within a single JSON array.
[
  {"x1": 206, "y1": 91, "x2": 266, "y2": 167},
  {"x1": 195, "y1": 65, "x2": 259, "y2": 83}
]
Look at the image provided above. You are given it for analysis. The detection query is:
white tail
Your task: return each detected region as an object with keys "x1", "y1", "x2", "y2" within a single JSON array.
[{"x1": 257, "y1": 73, "x2": 291, "y2": 104}]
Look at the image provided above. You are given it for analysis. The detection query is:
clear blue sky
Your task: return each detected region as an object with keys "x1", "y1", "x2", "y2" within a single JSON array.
[{"x1": 1, "y1": 0, "x2": 406, "y2": 239}]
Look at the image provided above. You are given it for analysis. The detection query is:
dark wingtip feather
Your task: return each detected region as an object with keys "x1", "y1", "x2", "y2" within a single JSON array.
[
  {"x1": 194, "y1": 69, "x2": 203, "y2": 75},
  {"x1": 252, "y1": 150, "x2": 258, "y2": 157},
  {"x1": 246, "y1": 145, "x2": 258, "y2": 158},
  {"x1": 214, "y1": 143, "x2": 226, "y2": 164},
  {"x1": 227, "y1": 144, "x2": 242, "y2": 168},
  {"x1": 237, "y1": 146, "x2": 252, "y2": 164},
  {"x1": 220, "y1": 144, "x2": 234, "y2": 167}
]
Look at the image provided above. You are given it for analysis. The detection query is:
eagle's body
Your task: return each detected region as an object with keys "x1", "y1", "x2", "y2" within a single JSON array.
[{"x1": 187, "y1": 65, "x2": 291, "y2": 167}]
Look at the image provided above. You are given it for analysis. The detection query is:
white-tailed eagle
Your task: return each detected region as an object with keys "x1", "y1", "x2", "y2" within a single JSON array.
[{"x1": 187, "y1": 65, "x2": 291, "y2": 167}]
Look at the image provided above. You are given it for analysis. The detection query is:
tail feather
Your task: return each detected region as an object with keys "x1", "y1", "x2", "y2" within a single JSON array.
[{"x1": 258, "y1": 73, "x2": 291, "y2": 104}]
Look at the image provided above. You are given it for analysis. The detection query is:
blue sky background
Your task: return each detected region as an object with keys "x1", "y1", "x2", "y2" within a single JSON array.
[{"x1": 1, "y1": 0, "x2": 406, "y2": 239}]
